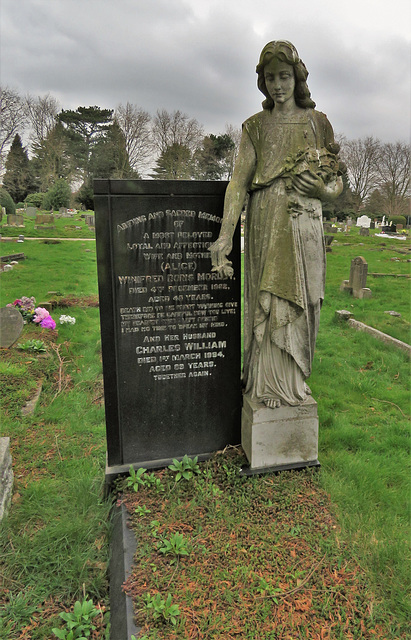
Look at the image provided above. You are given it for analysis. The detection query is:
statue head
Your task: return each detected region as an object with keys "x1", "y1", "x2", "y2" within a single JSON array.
[{"x1": 256, "y1": 41, "x2": 316, "y2": 110}]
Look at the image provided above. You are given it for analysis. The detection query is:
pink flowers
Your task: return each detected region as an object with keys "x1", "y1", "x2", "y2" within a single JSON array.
[
  {"x1": 33, "y1": 307, "x2": 56, "y2": 330},
  {"x1": 40, "y1": 315, "x2": 56, "y2": 330},
  {"x1": 33, "y1": 307, "x2": 50, "y2": 323}
]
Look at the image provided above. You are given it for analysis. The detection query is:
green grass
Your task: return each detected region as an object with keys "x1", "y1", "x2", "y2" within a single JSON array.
[
  {"x1": 0, "y1": 310, "x2": 110, "y2": 638},
  {"x1": 0, "y1": 229, "x2": 410, "y2": 638},
  {"x1": 0, "y1": 239, "x2": 98, "y2": 306},
  {"x1": 0, "y1": 210, "x2": 95, "y2": 239}
]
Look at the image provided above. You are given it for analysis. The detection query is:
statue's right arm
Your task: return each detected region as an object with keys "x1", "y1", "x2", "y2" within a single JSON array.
[{"x1": 209, "y1": 130, "x2": 256, "y2": 271}]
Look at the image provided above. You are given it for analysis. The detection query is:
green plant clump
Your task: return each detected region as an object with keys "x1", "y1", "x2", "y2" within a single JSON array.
[
  {"x1": 157, "y1": 532, "x2": 191, "y2": 562},
  {"x1": 387, "y1": 215, "x2": 406, "y2": 227},
  {"x1": 168, "y1": 454, "x2": 201, "y2": 481},
  {"x1": 25, "y1": 192, "x2": 45, "y2": 208},
  {"x1": 142, "y1": 592, "x2": 180, "y2": 626},
  {"x1": 52, "y1": 598, "x2": 99, "y2": 639},
  {"x1": 0, "y1": 186, "x2": 16, "y2": 215},
  {"x1": 17, "y1": 339, "x2": 47, "y2": 352}
]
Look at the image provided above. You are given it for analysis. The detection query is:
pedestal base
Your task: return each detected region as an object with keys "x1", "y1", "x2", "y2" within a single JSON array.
[{"x1": 241, "y1": 395, "x2": 319, "y2": 471}]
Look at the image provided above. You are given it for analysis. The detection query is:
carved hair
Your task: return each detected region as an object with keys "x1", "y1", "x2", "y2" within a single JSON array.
[{"x1": 256, "y1": 40, "x2": 316, "y2": 110}]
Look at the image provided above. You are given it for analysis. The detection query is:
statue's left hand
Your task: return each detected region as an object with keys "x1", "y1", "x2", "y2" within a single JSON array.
[{"x1": 292, "y1": 170, "x2": 325, "y2": 199}]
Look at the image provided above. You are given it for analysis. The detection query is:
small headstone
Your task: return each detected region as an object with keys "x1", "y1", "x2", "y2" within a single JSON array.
[
  {"x1": 7, "y1": 214, "x2": 24, "y2": 227},
  {"x1": 35, "y1": 213, "x2": 55, "y2": 224},
  {"x1": 85, "y1": 214, "x2": 95, "y2": 226},
  {"x1": 0, "y1": 307, "x2": 24, "y2": 347},
  {"x1": 59, "y1": 207, "x2": 68, "y2": 215},
  {"x1": 324, "y1": 235, "x2": 334, "y2": 252},
  {"x1": 356, "y1": 215, "x2": 371, "y2": 228},
  {"x1": 359, "y1": 227, "x2": 369, "y2": 236},
  {"x1": 35, "y1": 213, "x2": 56, "y2": 230},
  {"x1": 26, "y1": 207, "x2": 37, "y2": 217},
  {"x1": 17, "y1": 235, "x2": 24, "y2": 243},
  {"x1": 396, "y1": 224, "x2": 403, "y2": 231},
  {"x1": 370, "y1": 221, "x2": 375, "y2": 229},
  {"x1": 340, "y1": 256, "x2": 372, "y2": 299}
]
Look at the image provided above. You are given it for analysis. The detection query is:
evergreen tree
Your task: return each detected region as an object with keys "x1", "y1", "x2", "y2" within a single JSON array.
[
  {"x1": 150, "y1": 143, "x2": 193, "y2": 179},
  {"x1": 2, "y1": 134, "x2": 35, "y2": 202},
  {"x1": 58, "y1": 105, "x2": 113, "y2": 180},
  {"x1": 194, "y1": 134, "x2": 235, "y2": 180},
  {"x1": 91, "y1": 120, "x2": 137, "y2": 179},
  {"x1": 333, "y1": 171, "x2": 354, "y2": 220},
  {"x1": 42, "y1": 178, "x2": 71, "y2": 210}
]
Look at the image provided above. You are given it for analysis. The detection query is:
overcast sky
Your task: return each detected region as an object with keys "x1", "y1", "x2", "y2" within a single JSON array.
[{"x1": 1, "y1": 0, "x2": 410, "y2": 143}]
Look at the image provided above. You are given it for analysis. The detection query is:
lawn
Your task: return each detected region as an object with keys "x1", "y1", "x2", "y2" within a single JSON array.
[
  {"x1": 0, "y1": 210, "x2": 95, "y2": 239},
  {"x1": 0, "y1": 228, "x2": 409, "y2": 638}
]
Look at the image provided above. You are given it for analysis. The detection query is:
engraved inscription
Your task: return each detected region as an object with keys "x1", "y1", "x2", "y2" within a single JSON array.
[{"x1": 116, "y1": 210, "x2": 238, "y2": 382}]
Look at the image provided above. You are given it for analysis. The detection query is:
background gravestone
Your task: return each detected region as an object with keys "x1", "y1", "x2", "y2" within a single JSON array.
[
  {"x1": 340, "y1": 256, "x2": 372, "y2": 299},
  {"x1": 0, "y1": 307, "x2": 24, "y2": 347},
  {"x1": 26, "y1": 207, "x2": 37, "y2": 217},
  {"x1": 94, "y1": 179, "x2": 241, "y2": 479}
]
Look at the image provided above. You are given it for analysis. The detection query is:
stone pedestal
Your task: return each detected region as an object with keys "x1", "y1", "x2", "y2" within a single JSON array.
[{"x1": 241, "y1": 395, "x2": 319, "y2": 473}]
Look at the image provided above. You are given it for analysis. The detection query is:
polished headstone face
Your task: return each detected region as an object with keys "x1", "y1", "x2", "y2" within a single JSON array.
[{"x1": 94, "y1": 180, "x2": 241, "y2": 470}]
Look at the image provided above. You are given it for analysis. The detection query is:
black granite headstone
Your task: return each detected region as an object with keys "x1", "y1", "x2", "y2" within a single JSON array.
[{"x1": 94, "y1": 180, "x2": 241, "y2": 478}]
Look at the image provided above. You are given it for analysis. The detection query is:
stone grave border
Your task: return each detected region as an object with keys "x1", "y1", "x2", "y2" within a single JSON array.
[{"x1": 335, "y1": 310, "x2": 411, "y2": 356}]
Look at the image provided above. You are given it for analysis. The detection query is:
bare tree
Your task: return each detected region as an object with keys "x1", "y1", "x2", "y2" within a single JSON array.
[
  {"x1": 224, "y1": 123, "x2": 242, "y2": 179},
  {"x1": 152, "y1": 109, "x2": 204, "y2": 154},
  {"x1": 25, "y1": 93, "x2": 59, "y2": 148},
  {"x1": 339, "y1": 136, "x2": 381, "y2": 211},
  {"x1": 377, "y1": 142, "x2": 410, "y2": 217},
  {"x1": 115, "y1": 102, "x2": 152, "y2": 175},
  {"x1": 0, "y1": 86, "x2": 28, "y2": 175}
]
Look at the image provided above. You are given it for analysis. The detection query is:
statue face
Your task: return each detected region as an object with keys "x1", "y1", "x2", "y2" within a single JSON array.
[{"x1": 263, "y1": 59, "x2": 295, "y2": 106}]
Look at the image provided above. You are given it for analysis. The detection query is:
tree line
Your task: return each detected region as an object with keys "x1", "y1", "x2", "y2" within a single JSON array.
[{"x1": 0, "y1": 86, "x2": 409, "y2": 218}]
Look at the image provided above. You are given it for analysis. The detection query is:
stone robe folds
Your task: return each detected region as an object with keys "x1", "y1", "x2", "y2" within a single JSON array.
[{"x1": 242, "y1": 108, "x2": 338, "y2": 406}]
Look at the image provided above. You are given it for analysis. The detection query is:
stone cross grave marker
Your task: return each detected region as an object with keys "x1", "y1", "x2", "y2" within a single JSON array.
[{"x1": 94, "y1": 179, "x2": 241, "y2": 481}]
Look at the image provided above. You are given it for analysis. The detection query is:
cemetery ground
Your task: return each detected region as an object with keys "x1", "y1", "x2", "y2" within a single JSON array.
[
  {"x1": 0, "y1": 229, "x2": 409, "y2": 639},
  {"x1": 0, "y1": 210, "x2": 95, "y2": 240}
]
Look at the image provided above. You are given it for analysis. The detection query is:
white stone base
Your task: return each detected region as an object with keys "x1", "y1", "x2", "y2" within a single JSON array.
[{"x1": 241, "y1": 395, "x2": 319, "y2": 471}]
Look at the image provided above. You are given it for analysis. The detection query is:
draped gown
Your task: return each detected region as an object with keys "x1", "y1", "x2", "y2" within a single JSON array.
[{"x1": 241, "y1": 108, "x2": 339, "y2": 406}]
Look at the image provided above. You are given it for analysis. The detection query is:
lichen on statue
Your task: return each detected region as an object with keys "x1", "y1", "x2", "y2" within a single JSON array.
[{"x1": 209, "y1": 40, "x2": 343, "y2": 409}]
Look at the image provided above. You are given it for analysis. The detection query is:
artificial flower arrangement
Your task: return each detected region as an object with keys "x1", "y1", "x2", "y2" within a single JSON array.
[{"x1": 7, "y1": 297, "x2": 56, "y2": 330}]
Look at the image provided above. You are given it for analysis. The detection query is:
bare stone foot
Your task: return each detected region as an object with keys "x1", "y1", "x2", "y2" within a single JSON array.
[
  {"x1": 263, "y1": 398, "x2": 281, "y2": 409},
  {"x1": 304, "y1": 383, "x2": 312, "y2": 395}
]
